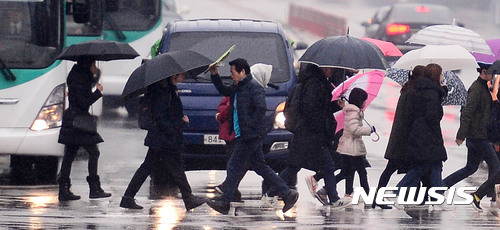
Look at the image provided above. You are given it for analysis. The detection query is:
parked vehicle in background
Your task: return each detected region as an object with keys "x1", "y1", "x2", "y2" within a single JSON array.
[
  {"x1": 157, "y1": 19, "x2": 307, "y2": 172},
  {"x1": 99, "y1": 0, "x2": 182, "y2": 116},
  {"x1": 0, "y1": 0, "x2": 91, "y2": 184},
  {"x1": 361, "y1": 3, "x2": 460, "y2": 53}
]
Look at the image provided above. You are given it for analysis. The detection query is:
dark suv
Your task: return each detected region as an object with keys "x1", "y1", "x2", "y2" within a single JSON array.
[
  {"x1": 361, "y1": 3, "x2": 458, "y2": 53},
  {"x1": 158, "y1": 19, "x2": 305, "y2": 171}
]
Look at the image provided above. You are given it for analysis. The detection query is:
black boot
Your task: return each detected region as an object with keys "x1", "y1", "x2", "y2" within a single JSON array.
[
  {"x1": 87, "y1": 175, "x2": 112, "y2": 199},
  {"x1": 58, "y1": 177, "x2": 81, "y2": 201},
  {"x1": 120, "y1": 196, "x2": 143, "y2": 209},
  {"x1": 206, "y1": 197, "x2": 230, "y2": 214},
  {"x1": 183, "y1": 194, "x2": 206, "y2": 211}
]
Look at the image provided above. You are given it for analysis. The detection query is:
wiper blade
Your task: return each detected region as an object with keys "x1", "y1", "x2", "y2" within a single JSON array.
[{"x1": 0, "y1": 57, "x2": 16, "y2": 81}]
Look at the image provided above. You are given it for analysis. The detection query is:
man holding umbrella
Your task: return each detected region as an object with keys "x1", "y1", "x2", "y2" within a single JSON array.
[{"x1": 442, "y1": 63, "x2": 500, "y2": 202}]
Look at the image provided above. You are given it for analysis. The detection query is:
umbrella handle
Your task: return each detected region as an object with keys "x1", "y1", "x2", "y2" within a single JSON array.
[{"x1": 371, "y1": 131, "x2": 380, "y2": 142}]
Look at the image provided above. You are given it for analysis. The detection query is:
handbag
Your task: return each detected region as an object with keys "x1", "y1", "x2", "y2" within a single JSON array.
[{"x1": 73, "y1": 114, "x2": 98, "y2": 133}]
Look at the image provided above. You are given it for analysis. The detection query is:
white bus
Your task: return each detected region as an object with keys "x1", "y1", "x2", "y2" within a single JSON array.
[{"x1": 0, "y1": 0, "x2": 91, "y2": 184}]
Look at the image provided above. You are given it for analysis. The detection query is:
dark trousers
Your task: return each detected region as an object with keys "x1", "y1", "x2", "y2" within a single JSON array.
[
  {"x1": 476, "y1": 169, "x2": 500, "y2": 199},
  {"x1": 375, "y1": 160, "x2": 399, "y2": 190},
  {"x1": 60, "y1": 144, "x2": 100, "y2": 179},
  {"x1": 222, "y1": 137, "x2": 290, "y2": 202},
  {"x1": 124, "y1": 148, "x2": 192, "y2": 199},
  {"x1": 443, "y1": 139, "x2": 500, "y2": 199},
  {"x1": 280, "y1": 146, "x2": 340, "y2": 203}
]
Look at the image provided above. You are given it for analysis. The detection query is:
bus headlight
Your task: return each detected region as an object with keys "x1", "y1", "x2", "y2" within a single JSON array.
[
  {"x1": 30, "y1": 84, "x2": 65, "y2": 131},
  {"x1": 274, "y1": 101, "x2": 286, "y2": 129}
]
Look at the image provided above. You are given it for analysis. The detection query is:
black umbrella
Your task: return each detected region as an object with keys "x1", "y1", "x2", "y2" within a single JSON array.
[
  {"x1": 57, "y1": 40, "x2": 139, "y2": 61},
  {"x1": 299, "y1": 35, "x2": 388, "y2": 71},
  {"x1": 487, "y1": 60, "x2": 500, "y2": 76},
  {"x1": 122, "y1": 50, "x2": 213, "y2": 99}
]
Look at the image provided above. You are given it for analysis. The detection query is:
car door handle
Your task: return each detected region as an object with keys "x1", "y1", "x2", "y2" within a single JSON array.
[{"x1": 0, "y1": 98, "x2": 20, "y2": 104}]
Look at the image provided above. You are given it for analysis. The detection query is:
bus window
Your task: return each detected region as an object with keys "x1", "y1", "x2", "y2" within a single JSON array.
[{"x1": 103, "y1": 0, "x2": 160, "y2": 31}]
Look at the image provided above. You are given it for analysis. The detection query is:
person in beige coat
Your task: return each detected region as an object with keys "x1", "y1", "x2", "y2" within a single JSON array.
[{"x1": 337, "y1": 88, "x2": 376, "y2": 197}]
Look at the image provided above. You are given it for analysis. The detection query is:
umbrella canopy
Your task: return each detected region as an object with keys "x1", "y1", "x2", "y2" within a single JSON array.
[
  {"x1": 299, "y1": 36, "x2": 388, "y2": 71},
  {"x1": 57, "y1": 40, "x2": 139, "y2": 61},
  {"x1": 361, "y1": 37, "x2": 403, "y2": 57},
  {"x1": 487, "y1": 60, "x2": 500, "y2": 76},
  {"x1": 392, "y1": 45, "x2": 479, "y2": 71},
  {"x1": 386, "y1": 68, "x2": 467, "y2": 106},
  {"x1": 331, "y1": 70, "x2": 385, "y2": 133},
  {"x1": 122, "y1": 50, "x2": 213, "y2": 99},
  {"x1": 473, "y1": 39, "x2": 500, "y2": 65},
  {"x1": 406, "y1": 24, "x2": 493, "y2": 55}
]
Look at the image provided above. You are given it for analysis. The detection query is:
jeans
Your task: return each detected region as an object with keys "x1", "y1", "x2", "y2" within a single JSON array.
[
  {"x1": 124, "y1": 148, "x2": 192, "y2": 199},
  {"x1": 279, "y1": 146, "x2": 340, "y2": 203},
  {"x1": 222, "y1": 137, "x2": 290, "y2": 202},
  {"x1": 60, "y1": 144, "x2": 100, "y2": 179},
  {"x1": 442, "y1": 139, "x2": 500, "y2": 188},
  {"x1": 397, "y1": 161, "x2": 443, "y2": 194}
]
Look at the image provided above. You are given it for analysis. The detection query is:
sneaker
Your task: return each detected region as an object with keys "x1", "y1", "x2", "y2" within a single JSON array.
[
  {"x1": 206, "y1": 197, "x2": 230, "y2": 215},
  {"x1": 183, "y1": 195, "x2": 206, "y2": 211},
  {"x1": 471, "y1": 193, "x2": 483, "y2": 212},
  {"x1": 314, "y1": 188, "x2": 329, "y2": 205},
  {"x1": 214, "y1": 184, "x2": 224, "y2": 194},
  {"x1": 214, "y1": 184, "x2": 243, "y2": 202},
  {"x1": 305, "y1": 175, "x2": 318, "y2": 197},
  {"x1": 261, "y1": 194, "x2": 281, "y2": 208},
  {"x1": 330, "y1": 197, "x2": 353, "y2": 210},
  {"x1": 282, "y1": 189, "x2": 299, "y2": 213}
]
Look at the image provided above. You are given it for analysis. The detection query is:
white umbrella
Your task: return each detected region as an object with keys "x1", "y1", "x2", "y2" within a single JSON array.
[
  {"x1": 406, "y1": 24, "x2": 493, "y2": 55},
  {"x1": 392, "y1": 45, "x2": 480, "y2": 71}
]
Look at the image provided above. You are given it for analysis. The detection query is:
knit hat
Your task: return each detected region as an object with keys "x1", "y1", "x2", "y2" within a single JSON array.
[{"x1": 349, "y1": 88, "x2": 368, "y2": 109}]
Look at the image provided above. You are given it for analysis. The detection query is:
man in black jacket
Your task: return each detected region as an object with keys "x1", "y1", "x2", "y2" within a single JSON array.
[{"x1": 206, "y1": 58, "x2": 299, "y2": 215}]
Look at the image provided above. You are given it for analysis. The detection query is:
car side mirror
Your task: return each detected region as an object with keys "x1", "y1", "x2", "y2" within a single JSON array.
[
  {"x1": 295, "y1": 41, "x2": 308, "y2": 50},
  {"x1": 70, "y1": 0, "x2": 91, "y2": 23}
]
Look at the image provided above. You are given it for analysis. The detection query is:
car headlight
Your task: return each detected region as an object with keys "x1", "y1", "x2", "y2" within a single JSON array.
[
  {"x1": 274, "y1": 101, "x2": 286, "y2": 129},
  {"x1": 30, "y1": 84, "x2": 65, "y2": 131}
]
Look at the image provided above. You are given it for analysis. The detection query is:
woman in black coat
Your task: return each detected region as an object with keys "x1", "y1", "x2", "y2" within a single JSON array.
[
  {"x1": 396, "y1": 63, "x2": 447, "y2": 192},
  {"x1": 57, "y1": 56, "x2": 111, "y2": 201},
  {"x1": 371, "y1": 66, "x2": 425, "y2": 209},
  {"x1": 120, "y1": 75, "x2": 205, "y2": 211}
]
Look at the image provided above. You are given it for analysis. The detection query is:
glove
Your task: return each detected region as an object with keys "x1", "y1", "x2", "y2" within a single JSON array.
[{"x1": 371, "y1": 126, "x2": 376, "y2": 133}]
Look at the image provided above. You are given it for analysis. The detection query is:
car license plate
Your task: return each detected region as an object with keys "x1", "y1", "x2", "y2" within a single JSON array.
[{"x1": 203, "y1": 134, "x2": 226, "y2": 145}]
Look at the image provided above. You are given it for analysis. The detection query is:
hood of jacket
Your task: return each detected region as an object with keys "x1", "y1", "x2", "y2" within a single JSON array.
[{"x1": 251, "y1": 63, "x2": 272, "y2": 88}]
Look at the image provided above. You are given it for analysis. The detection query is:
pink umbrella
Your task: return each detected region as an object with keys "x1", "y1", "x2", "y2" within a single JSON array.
[
  {"x1": 472, "y1": 39, "x2": 500, "y2": 64},
  {"x1": 361, "y1": 37, "x2": 403, "y2": 57},
  {"x1": 332, "y1": 70, "x2": 385, "y2": 135}
]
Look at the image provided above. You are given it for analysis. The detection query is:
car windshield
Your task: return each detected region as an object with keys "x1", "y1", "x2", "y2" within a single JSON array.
[
  {"x1": 167, "y1": 31, "x2": 291, "y2": 83},
  {"x1": 390, "y1": 5, "x2": 453, "y2": 24},
  {"x1": 103, "y1": 0, "x2": 160, "y2": 31},
  {"x1": 0, "y1": 0, "x2": 62, "y2": 69}
]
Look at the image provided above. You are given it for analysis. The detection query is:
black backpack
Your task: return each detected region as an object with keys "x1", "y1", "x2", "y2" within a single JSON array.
[{"x1": 284, "y1": 81, "x2": 307, "y2": 133}]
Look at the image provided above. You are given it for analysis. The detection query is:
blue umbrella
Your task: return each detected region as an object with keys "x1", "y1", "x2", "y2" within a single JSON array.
[{"x1": 387, "y1": 69, "x2": 467, "y2": 106}]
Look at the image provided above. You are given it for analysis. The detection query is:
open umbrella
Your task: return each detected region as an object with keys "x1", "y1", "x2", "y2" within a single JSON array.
[
  {"x1": 392, "y1": 45, "x2": 479, "y2": 71},
  {"x1": 57, "y1": 40, "x2": 139, "y2": 61},
  {"x1": 406, "y1": 24, "x2": 493, "y2": 55},
  {"x1": 473, "y1": 39, "x2": 500, "y2": 65},
  {"x1": 331, "y1": 70, "x2": 385, "y2": 135},
  {"x1": 386, "y1": 69, "x2": 467, "y2": 106},
  {"x1": 299, "y1": 35, "x2": 388, "y2": 71},
  {"x1": 121, "y1": 50, "x2": 212, "y2": 99},
  {"x1": 361, "y1": 37, "x2": 403, "y2": 57}
]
